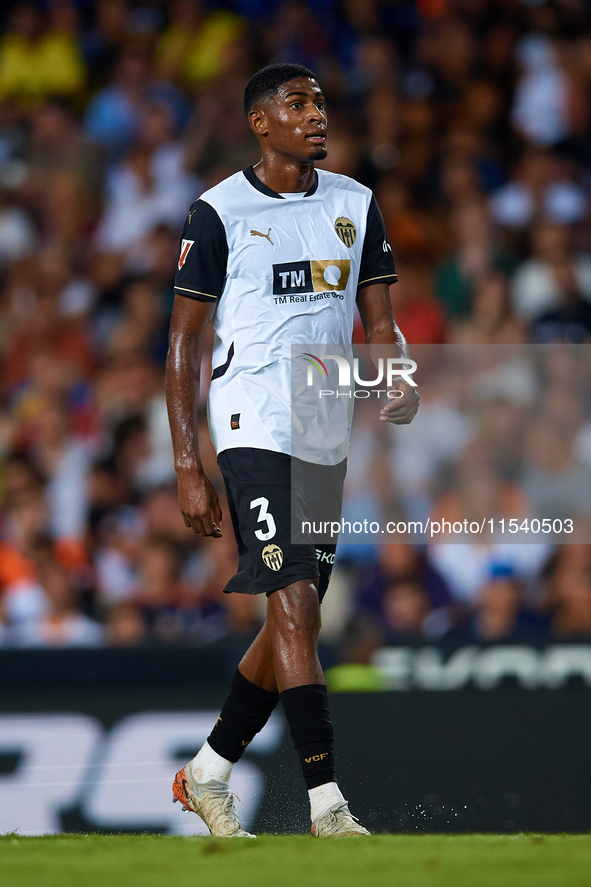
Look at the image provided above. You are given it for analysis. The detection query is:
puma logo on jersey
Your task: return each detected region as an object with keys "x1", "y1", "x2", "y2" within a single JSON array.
[
  {"x1": 187, "y1": 207, "x2": 197, "y2": 224},
  {"x1": 251, "y1": 227, "x2": 273, "y2": 245}
]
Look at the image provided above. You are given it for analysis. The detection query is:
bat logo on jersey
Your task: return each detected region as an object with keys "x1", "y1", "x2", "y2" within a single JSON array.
[
  {"x1": 178, "y1": 239, "x2": 194, "y2": 270},
  {"x1": 272, "y1": 260, "x2": 351, "y2": 295},
  {"x1": 262, "y1": 543, "x2": 283, "y2": 571},
  {"x1": 334, "y1": 217, "x2": 356, "y2": 247}
]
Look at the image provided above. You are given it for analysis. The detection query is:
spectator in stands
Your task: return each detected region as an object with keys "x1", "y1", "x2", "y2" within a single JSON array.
[
  {"x1": 381, "y1": 579, "x2": 434, "y2": 641},
  {"x1": 511, "y1": 223, "x2": 591, "y2": 322},
  {"x1": 82, "y1": 0, "x2": 130, "y2": 88},
  {"x1": 390, "y1": 261, "x2": 446, "y2": 345},
  {"x1": 0, "y1": 187, "x2": 36, "y2": 268},
  {"x1": 94, "y1": 353, "x2": 161, "y2": 424},
  {"x1": 430, "y1": 457, "x2": 529, "y2": 538},
  {"x1": 95, "y1": 136, "x2": 198, "y2": 255},
  {"x1": 428, "y1": 544, "x2": 551, "y2": 607},
  {"x1": 27, "y1": 394, "x2": 90, "y2": 543},
  {"x1": 434, "y1": 200, "x2": 516, "y2": 319},
  {"x1": 2, "y1": 259, "x2": 94, "y2": 393},
  {"x1": 511, "y1": 35, "x2": 570, "y2": 147},
  {"x1": 86, "y1": 457, "x2": 126, "y2": 532},
  {"x1": 445, "y1": 568, "x2": 548, "y2": 643},
  {"x1": 12, "y1": 555, "x2": 102, "y2": 647},
  {"x1": 183, "y1": 93, "x2": 258, "y2": 184},
  {"x1": 94, "y1": 506, "x2": 144, "y2": 607},
  {"x1": 0, "y1": 453, "x2": 50, "y2": 591},
  {"x1": 449, "y1": 272, "x2": 525, "y2": 344},
  {"x1": 131, "y1": 534, "x2": 186, "y2": 643},
  {"x1": 549, "y1": 568, "x2": 591, "y2": 639},
  {"x1": 0, "y1": 565, "x2": 47, "y2": 636},
  {"x1": 84, "y1": 47, "x2": 150, "y2": 156},
  {"x1": 132, "y1": 535, "x2": 226, "y2": 644},
  {"x1": 521, "y1": 418, "x2": 591, "y2": 526},
  {"x1": 386, "y1": 369, "x2": 473, "y2": 523},
  {"x1": 490, "y1": 150, "x2": 587, "y2": 232},
  {"x1": 0, "y1": 2, "x2": 86, "y2": 107},
  {"x1": 354, "y1": 544, "x2": 452, "y2": 633},
  {"x1": 105, "y1": 601, "x2": 147, "y2": 646},
  {"x1": 107, "y1": 276, "x2": 169, "y2": 365},
  {"x1": 531, "y1": 260, "x2": 591, "y2": 343},
  {"x1": 22, "y1": 100, "x2": 104, "y2": 209},
  {"x1": 155, "y1": 0, "x2": 245, "y2": 87}
]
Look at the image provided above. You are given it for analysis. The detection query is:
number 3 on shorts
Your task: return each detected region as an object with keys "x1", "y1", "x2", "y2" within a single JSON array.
[{"x1": 250, "y1": 496, "x2": 277, "y2": 541}]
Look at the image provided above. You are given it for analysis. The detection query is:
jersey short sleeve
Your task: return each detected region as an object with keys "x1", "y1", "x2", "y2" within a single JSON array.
[
  {"x1": 174, "y1": 199, "x2": 229, "y2": 302},
  {"x1": 358, "y1": 194, "x2": 397, "y2": 289}
]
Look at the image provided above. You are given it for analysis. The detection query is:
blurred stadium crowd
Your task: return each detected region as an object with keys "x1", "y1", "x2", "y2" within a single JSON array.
[{"x1": 0, "y1": 0, "x2": 591, "y2": 652}]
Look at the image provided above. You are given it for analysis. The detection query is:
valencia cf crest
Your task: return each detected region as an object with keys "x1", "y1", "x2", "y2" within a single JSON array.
[
  {"x1": 178, "y1": 239, "x2": 194, "y2": 270},
  {"x1": 262, "y1": 544, "x2": 283, "y2": 571},
  {"x1": 334, "y1": 217, "x2": 356, "y2": 247}
]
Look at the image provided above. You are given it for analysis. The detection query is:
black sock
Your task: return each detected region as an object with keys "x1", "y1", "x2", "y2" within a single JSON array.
[
  {"x1": 207, "y1": 669, "x2": 279, "y2": 763},
  {"x1": 280, "y1": 683, "x2": 335, "y2": 789}
]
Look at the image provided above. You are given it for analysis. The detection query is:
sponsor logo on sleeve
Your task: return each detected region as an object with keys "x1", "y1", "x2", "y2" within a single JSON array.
[{"x1": 178, "y1": 239, "x2": 194, "y2": 270}]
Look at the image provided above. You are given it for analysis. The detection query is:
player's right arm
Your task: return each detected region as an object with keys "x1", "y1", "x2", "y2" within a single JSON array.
[
  {"x1": 165, "y1": 296, "x2": 223, "y2": 538},
  {"x1": 166, "y1": 198, "x2": 229, "y2": 538}
]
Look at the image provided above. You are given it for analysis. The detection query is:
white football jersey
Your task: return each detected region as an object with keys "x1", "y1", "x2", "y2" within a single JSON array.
[{"x1": 174, "y1": 166, "x2": 396, "y2": 457}]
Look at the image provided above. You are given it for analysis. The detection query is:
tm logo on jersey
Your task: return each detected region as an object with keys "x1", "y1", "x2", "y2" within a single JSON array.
[{"x1": 272, "y1": 260, "x2": 350, "y2": 304}]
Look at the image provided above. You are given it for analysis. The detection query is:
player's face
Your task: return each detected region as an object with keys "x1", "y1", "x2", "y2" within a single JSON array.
[{"x1": 256, "y1": 77, "x2": 327, "y2": 162}]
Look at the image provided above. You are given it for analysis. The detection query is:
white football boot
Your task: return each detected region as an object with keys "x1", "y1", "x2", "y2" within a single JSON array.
[
  {"x1": 172, "y1": 765, "x2": 256, "y2": 837},
  {"x1": 311, "y1": 801, "x2": 371, "y2": 837}
]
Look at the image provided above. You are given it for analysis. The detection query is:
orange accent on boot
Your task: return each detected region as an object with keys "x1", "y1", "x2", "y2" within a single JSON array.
[{"x1": 172, "y1": 767, "x2": 191, "y2": 807}]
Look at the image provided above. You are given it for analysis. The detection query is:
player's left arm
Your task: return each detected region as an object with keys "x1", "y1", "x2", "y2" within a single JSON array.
[
  {"x1": 357, "y1": 283, "x2": 419, "y2": 425},
  {"x1": 356, "y1": 193, "x2": 419, "y2": 425}
]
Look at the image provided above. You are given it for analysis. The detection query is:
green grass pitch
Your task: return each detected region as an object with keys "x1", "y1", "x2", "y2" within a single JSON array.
[{"x1": 1, "y1": 834, "x2": 590, "y2": 887}]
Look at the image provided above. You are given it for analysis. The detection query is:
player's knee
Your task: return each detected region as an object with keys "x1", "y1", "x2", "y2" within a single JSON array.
[{"x1": 269, "y1": 580, "x2": 320, "y2": 641}]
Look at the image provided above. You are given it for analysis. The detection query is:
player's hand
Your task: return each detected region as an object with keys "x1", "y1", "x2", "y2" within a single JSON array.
[
  {"x1": 176, "y1": 467, "x2": 223, "y2": 537},
  {"x1": 379, "y1": 381, "x2": 420, "y2": 425}
]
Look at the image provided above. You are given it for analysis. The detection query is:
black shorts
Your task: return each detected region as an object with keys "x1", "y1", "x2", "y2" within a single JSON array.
[{"x1": 217, "y1": 448, "x2": 346, "y2": 602}]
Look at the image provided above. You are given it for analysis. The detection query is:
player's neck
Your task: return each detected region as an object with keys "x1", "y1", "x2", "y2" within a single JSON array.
[{"x1": 252, "y1": 157, "x2": 315, "y2": 194}]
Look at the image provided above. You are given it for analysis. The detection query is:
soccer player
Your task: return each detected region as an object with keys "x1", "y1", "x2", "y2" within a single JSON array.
[{"x1": 166, "y1": 63, "x2": 419, "y2": 837}]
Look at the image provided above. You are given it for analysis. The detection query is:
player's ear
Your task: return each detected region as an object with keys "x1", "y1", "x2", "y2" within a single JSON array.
[{"x1": 248, "y1": 107, "x2": 268, "y2": 138}]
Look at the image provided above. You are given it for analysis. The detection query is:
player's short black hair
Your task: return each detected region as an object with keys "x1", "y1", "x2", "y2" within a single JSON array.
[{"x1": 243, "y1": 63, "x2": 318, "y2": 115}]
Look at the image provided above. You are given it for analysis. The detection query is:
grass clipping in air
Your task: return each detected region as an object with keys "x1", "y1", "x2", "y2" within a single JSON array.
[{"x1": 1, "y1": 834, "x2": 589, "y2": 887}]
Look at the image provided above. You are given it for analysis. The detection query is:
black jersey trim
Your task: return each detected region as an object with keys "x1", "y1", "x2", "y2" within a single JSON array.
[
  {"x1": 243, "y1": 166, "x2": 318, "y2": 199},
  {"x1": 211, "y1": 342, "x2": 235, "y2": 381},
  {"x1": 357, "y1": 273, "x2": 398, "y2": 288},
  {"x1": 174, "y1": 285, "x2": 218, "y2": 301}
]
